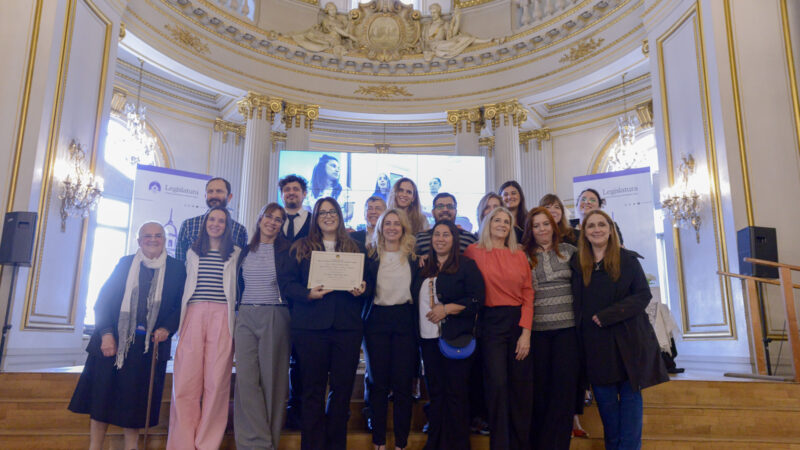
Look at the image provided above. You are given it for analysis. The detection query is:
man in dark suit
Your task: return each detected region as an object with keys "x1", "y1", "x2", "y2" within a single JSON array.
[
  {"x1": 278, "y1": 174, "x2": 310, "y2": 429},
  {"x1": 280, "y1": 174, "x2": 311, "y2": 243},
  {"x1": 349, "y1": 195, "x2": 386, "y2": 246}
]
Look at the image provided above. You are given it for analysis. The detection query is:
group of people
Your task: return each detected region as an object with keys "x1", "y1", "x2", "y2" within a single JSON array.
[{"x1": 69, "y1": 173, "x2": 668, "y2": 450}]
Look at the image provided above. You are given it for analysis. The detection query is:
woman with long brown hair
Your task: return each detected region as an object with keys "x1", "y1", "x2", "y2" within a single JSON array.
[
  {"x1": 571, "y1": 209, "x2": 667, "y2": 449},
  {"x1": 498, "y1": 181, "x2": 527, "y2": 243},
  {"x1": 538, "y1": 194, "x2": 576, "y2": 245},
  {"x1": 388, "y1": 177, "x2": 429, "y2": 234},
  {"x1": 521, "y1": 207, "x2": 579, "y2": 449},
  {"x1": 277, "y1": 197, "x2": 369, "y2": 450}
]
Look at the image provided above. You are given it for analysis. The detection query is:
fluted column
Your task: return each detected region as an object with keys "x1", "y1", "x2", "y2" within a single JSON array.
[
  {"x1": 479, "y1": 135, "x2": 496, "y2": 193},
  {"x1": 484, "y1": 100, "x2": 527, "y2": 188},
  {"x1": 268, "y1": 132, "x2": 287, "y2": 204},
  {"x1": 519, "y1": 127, "x2": 551, "y2": 202},
  {"x1": 284, "y1": 103, "x2": 319, "y2": 150},
  {"x1": 447, "y1": 108, "x2": 482, "y2": 155},
  {"x1": 237, "y1": 92, "x2": 283, "y2": 234},
  {"x1": 211, "y1": 118, "x2": 246, "y2": 217}
]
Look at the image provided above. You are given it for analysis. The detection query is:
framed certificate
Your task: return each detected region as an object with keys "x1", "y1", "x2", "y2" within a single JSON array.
[{"x1": 307, "y1": 251, "x2": 365, "y2": 291}]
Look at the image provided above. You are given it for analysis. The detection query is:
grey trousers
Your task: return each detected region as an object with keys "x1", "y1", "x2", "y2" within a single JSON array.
[{"x1": 234, "y1": 304, "x2": 291, "y2": 450}]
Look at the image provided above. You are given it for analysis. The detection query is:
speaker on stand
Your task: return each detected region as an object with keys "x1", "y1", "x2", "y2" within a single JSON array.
[
  {"x1": 0, "y1": 212, "x2": 37, "y2": 371},
  {"x1": 737, "y1": 226, "x2": 779, "y2": 375}
]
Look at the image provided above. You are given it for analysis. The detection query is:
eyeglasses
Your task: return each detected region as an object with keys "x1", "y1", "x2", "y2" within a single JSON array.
[
  {"x1": 579, "y1": 196, "x2": 598, "y2": 204},
  {"x1": 433, "y1": 204, "x2": 456, "y2": 210},
  {"x1": 262, "y1": 215, "x2": 284, "y2": 224},
  {"x1": 318, "y1": 210, "x2": 338, "y2": 218}
]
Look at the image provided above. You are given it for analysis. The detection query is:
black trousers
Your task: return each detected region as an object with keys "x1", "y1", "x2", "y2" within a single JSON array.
[
  {"x1": 287, "y1": 345, "x2": 302, "y2": 424},
  {"x1": 420, "y1": 338, "x2": 472, "y2": 450},
  {"x1": 292, "y1": 328, "x2": 362, "y2": 450},
  {"x1": 480, "y1": 306, "x2": 533, "y2": 450},
  {"x1": 364, "y1": 304, "x2": 418, "y2": 447},
  {"x1": 531, "y1": 327, "x2": 580, "y2": 450},
  {"x1": 468, "y1": 339, "x2": 488, "y2": 422}
]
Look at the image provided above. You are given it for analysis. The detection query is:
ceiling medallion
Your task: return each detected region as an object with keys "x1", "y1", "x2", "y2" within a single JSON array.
[
  {"x1": 558, "y1": 37, "x2": 604, "y2": 63},
  {"x1": 165, "y1": 23, "x2": 210, "y2": 54},
  {"x1": 350, "y1": 0, "x2": 422, "y2": 62},
  {"x1": 354, "y1": 84, "x2": 413, "y2": 98}
]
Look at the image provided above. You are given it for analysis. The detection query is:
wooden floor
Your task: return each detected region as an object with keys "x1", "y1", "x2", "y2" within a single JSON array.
[{"x1": 1, "y1": 371, "x2": 800, "y2": 449}]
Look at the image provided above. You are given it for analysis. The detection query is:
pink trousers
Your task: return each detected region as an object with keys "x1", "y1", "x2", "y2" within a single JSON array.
[{"x1": 167, "y1": 302, "x2": 233, "y2": 450}]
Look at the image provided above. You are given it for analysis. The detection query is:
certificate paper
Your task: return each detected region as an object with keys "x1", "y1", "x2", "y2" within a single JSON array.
[{"x1": 307, "y1": 251, "x2": 365, "y2": 291}]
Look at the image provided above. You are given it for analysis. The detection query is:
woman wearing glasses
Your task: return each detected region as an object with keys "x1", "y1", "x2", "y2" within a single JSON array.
[
  {"x1": 233, "y1": 203, "x2": 291, "y2": 450},
  {"x1": 575, "y1": 188, "x2": 624, "y2": 245},
  {"x1": 277, "y1": 198, "x2": 369, "y2": 450}
]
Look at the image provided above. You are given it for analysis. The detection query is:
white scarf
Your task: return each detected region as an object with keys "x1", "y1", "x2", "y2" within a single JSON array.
[{"x1": 115, "y1": 249, "x2": 167, "y2": 369}]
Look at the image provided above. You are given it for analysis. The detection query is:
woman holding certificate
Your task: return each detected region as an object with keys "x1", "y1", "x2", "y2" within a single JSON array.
[
  {"x1": 277, "y1": 197, "x2": 369, "y2": 450},
  {"x1": 464, "y1": 207, "x2": 534, "y2": 450},
  {"x1": 412, "y1": 220, "x2": 484, "y2": 450},
  {"x1": 363, "y1": 209, "x2": 419, "y2": 450}
]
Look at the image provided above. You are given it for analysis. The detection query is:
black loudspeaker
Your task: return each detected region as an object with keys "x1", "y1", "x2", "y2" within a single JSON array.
[
  {"x1": 0, "y1": 212, "x2": 37, "y2": 267},
  {"x1": 737, "y1": 226, "x2": 778, "y2": 279}
]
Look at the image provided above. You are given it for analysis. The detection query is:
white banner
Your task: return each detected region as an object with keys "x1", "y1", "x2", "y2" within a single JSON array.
[
  {"x1": 573, "y1": 167, "x2": 659, "y2": 286},
  {"x1": 129, "y1": 165, "x2": 212, "y2": 257}
]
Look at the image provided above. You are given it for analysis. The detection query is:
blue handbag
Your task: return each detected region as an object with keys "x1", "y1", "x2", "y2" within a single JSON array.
[{"x1": 429, "y1": 279, "x2": 476, "y2": 359}]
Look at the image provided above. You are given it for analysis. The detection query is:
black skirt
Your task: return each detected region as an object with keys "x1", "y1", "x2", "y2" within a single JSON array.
[{"x1": 68, "y1": 333, "x2": 167, "y2": 428}]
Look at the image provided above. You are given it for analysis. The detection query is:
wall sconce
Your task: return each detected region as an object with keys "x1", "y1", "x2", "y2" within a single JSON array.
[
  {"x1": 661, "y1": 154, "x2": 702, "y2": 243},
  {"x1": 58, "y1": 140, "x2": 103, "y2": 231}
]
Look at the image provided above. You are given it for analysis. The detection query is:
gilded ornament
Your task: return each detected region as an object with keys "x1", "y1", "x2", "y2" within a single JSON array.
[
  {"x1": 558, "y1": 37, "x2": 604, "y2": 63},
  {"x1": 350, "y1": 0, "x2": 422, "y2": 62},
  {"x1": 519, "y1": 127, "x2": 551, "y2": 151},
  {"x1": 165, "y1": 23, "x2": 211, "y2": 54},
  {"x1": 237, "y1": 92, "x2": 284, "y2": 122},
  {"x1": 283, "y1": 103, "x2": 320, "y2": 130},
  {"x1": 446, "y1": 108, "x2": 482, "y2": 134},
  {"x1": 214, "y1": 118, "x2": 246, "y2": 144},
  {"x1": 483, "y1": 100, "x2": 527, "y2": 129},
  {"x1": 641, "y1": 39, "x2": 649, "y2": 55},
  {"x1": 354, "y1": 84, "x2": 413, "y2": 98}
]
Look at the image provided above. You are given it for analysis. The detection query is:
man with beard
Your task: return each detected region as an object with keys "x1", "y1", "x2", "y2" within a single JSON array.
[
  {"x1": 279, "y1": 174, "x2": 311, "y2": 242},
  {"x1": 174, "y1": 177, "x2": 248, "y2": 261},
  {"x1": 415, "y1": 192, "x2": 477, "y2": 255}
]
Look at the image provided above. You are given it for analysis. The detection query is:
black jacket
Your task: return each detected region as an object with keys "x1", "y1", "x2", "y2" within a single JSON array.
[
  {"x1": 237, "y1": 236, "x2": 291, "y2": 309},
  {"x1": 570, "y1": 248, "x2": 667, "y2": 391},
  {"x1": 88, "y1": 255, "x2": 186, "y2": 362},
  {"x1": 362, "y1": 252, "x2": 419, "y2": 334},
  {"x1": 410, "y1": 255, "x2": 485, "y2": 343},
  {"x1": 277, "y1": 239, "x2": 371, "y2": 331}
]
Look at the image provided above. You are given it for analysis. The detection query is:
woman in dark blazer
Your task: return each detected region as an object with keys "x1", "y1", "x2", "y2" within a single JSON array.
[
  {"x1": 571, "y1": 209, "x2": 668, "y2": 450},
  {"x1": 69, "y1": 222, "x2": 185, "y2": 450},
  {"x1": 412, "y1": 219, "x2": 485, "y2": 450},
  {"x1": 363, "y1": 208, "x2": 419, "y2": 450},
  {"x1": 277, "y1": 197, "x2": 370, "y2": 450}
]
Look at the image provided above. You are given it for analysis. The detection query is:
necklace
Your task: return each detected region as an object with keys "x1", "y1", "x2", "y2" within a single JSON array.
[{"x1": 594, "y1": 261, "x2": 602, "y2": 271}]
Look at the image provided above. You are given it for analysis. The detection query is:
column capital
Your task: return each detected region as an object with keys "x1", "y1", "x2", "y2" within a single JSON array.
[
  {"x1": 483, "y1": 100, "x2": 527, "y2": 129},
  {"x1": 635, "y1": 100, "x2": 653, "y2": 129},
  {"x1": 283, "y1": 103, "x2": 320, "y2": 131},
  {"x1": 446, "y1": 108, "x2": 483, "y2": 134},
  {"x1": 237, "y1": 92, "x2": 283, "y2": 122},
  {"x1": 479, "y1": 136, "x2": 495, "y2": 157},
  {"x1": 519, "y1": 127, "x2": 551, "y2": 151},
  {"x1": 214, "y1": 118, "x2": 246, "y2": 144}
]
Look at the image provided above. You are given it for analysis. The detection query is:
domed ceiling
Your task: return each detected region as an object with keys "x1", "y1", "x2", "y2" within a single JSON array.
[{"x1": 122, "y1": 0, "x2": 649, "y2": 113}]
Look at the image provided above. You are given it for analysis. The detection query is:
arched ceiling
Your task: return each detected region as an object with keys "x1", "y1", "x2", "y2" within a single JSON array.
[{"x1": 121, "y1": 0, "x2": 649, "y2": 114}]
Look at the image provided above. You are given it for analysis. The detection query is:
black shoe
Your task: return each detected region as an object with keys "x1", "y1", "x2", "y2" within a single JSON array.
[{"x1": 667, "y1": 367, "x2": 685, "y2": 374}]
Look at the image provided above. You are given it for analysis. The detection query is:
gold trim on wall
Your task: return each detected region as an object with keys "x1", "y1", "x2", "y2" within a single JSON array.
[
  {"x1": 780, "y1": 0, "x2": 800, "y2": 165},
  {"x1": 656, "y1": 2, "x2": 735, "y2": 340},
  {"x1": 722, "y1": 0, "x2": 754, "y2": 227},
  {"x1": 21, "y1": 0, "x2": 113, "y2": 331},
  {"x1": 545, "y1": 72, "x2": 650, "y2": 110}
]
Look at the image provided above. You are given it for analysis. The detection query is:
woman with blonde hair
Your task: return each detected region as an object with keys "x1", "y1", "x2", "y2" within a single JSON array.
[
  {"x1": 465, "y1": 207, "x2": 534, "y2": 450},
  {"x1": 363, "y1": 209, "x2": 419, "y2": 450},
  {"x1": 388, "y1": 177, "x2": 429, "y2": 234},
  {"x1": 571, "y1": 209, "x2": 667, "y2": 449}
]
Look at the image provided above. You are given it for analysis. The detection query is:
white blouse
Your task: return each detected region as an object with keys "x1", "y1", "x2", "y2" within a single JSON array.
[
  {"x1": 374, "y1": 251, "x2": 412, "y2": 306},
  {"x1": 418, "y1": 277, "x2": 441, "y2": 339}
]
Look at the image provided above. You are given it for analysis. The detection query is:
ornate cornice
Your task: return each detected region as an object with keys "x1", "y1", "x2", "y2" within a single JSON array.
[
  {"x1": 635, "y1": 100, "x2": 653, "y2": 129},
  {"x1": 110, "y1": 86, "x2": 128, "y2": 114},
  {"x1": 446, "y1": 108, "x2": 482, "y2": 134},
  {"x1": 214, "y1": 118, "x2": 246, "y2": 144},
  {"x1": 483, "y1": 100, "x2": 527, "y2": 129},
  {"x1": 237, "y1": 92, "x2": 283, "y2": 122},
  {"x1": 479, "y1": 136, "x2": 495, "y2": 156},
  {"x1": 558, "y1": 37, "x2": 605, "y2": 63},
  {"x1": 519, "y1": 127, "x2": 551, "y2": 151},
  {"x1": 283, "y1": 103, "x2": 320, "y2": 131}
]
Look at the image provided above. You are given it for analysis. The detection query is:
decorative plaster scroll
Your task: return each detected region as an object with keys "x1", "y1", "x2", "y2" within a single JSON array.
[
  {"x1": 447, "y1": 108, "x2": 482, "y2": 134},
  {"x1": 519, "y1": 127, "x2": 551, "y2": 151},
  {"x1": 484, "y1": 100, "x2": 527, "y2": 129},
  {"x1": 214, "y1": 118, "x2": 246, "y2": 144},
  {"x1": 237, "y1": 92, "x2": 283, "y2": 122},
  {"x1": 283, "y1": 103, "x2": 320, "y2": 130},
  {"x1": 558, "y1": 36, "x2": 604, "y2": 63},
  {"x1": 165, "y1": 23, "x2": 211, "y2": 54},
  {"x1": 354, "y1": 84, "x2": 413, "y2": 98}
]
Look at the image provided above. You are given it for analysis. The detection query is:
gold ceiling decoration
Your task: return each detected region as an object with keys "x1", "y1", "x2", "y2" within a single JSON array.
[
  {"x1": 214, "y1": 118, "x2": 246, "y2": 144},
  {"x1": 350, "y1": 0, "x2": 422, "y2": 61},
  {"x1": 354, "y1": 84, "x2": 413, "y2": 98},
  {"x1": 558, "y1": 37, "x2": 604, "y2": 63},
  {"x1": 165, "y1": 23, "x2": 210, "y2": 54}
]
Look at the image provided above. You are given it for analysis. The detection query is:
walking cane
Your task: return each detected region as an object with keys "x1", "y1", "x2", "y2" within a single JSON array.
[{"x1": 143, "y1": 340, "x2": 159, "y2": 450}]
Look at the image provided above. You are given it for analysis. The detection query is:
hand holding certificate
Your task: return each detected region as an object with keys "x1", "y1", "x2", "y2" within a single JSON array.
[{"x1": 307, "y1": 251, "x2": 365, "y2": 292}]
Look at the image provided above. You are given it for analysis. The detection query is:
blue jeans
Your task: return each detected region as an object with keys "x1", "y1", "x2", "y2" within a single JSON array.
[{"x1": 592, "y1": 381, "x2": 643, "y2": 450}]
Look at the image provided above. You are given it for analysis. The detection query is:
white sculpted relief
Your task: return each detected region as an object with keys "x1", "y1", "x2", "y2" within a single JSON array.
[{"x1": 287, "y1": 1, "x2": 503, "y2": 62}]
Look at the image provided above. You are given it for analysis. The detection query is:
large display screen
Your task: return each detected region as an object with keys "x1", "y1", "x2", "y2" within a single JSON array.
[{"x1": 277, "y1": 151, "x2": 487, "y2": 231}]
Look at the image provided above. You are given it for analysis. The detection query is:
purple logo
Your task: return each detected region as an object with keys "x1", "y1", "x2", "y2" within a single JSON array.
[{"x1": 148, "y1": 181, "x2": 161, "y2": 194}]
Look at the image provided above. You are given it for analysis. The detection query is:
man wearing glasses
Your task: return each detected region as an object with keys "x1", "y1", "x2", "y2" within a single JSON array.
[{"x1": 415, "y1": 192, "x2": 477, "y2": 255}]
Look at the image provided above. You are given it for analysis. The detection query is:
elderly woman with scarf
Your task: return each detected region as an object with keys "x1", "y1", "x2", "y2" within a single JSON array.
[{"x1": 69, "y1": 222, "x2": 186, "y2": 450}]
